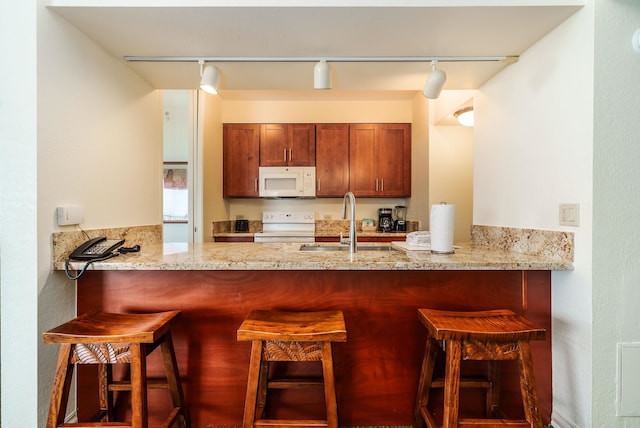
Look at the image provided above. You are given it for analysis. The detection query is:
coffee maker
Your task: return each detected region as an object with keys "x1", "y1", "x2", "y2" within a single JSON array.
[
  {"x1": 394, "y1": 205, "x2": 407, "y2": 231},
  {"x1": 377, "y1": 208, "x2": 394, "y2": 232}
]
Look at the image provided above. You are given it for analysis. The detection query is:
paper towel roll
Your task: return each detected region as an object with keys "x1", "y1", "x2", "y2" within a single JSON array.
[{"x1": 430, "y1": 203, "x2": 455, "y2": 253}]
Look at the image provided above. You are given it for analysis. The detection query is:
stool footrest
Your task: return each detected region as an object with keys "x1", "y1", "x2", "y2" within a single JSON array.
[
  {"x1": 59, "y1": 423, "x2": 132, "y2": 427},
  {"x1": 108, "y1": 378, "x2": 171, "y2": 391},
  {"x1": 458, "y1": 419, "x2": 532, "y2": 427},
  {"x1": 254, "y1": 419, "x2": 328, "y2": 428},
  {"x1": 269, "y1": 378, "x2": 324, "y2": 389},
  {"x1": 431, "y1": 377, "x2": 492, "y2": 389}
]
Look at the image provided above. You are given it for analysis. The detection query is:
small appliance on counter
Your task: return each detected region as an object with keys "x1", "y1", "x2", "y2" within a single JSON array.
[
  {"x1": 235, "y1": 219, "x2": 249, "y2": 232},
  {"x1": 394, "y1": 205, "x2": 407, "y2": 231},
  {"x1": 377, "y1": 208, "x2": 394, "y2": 232}
]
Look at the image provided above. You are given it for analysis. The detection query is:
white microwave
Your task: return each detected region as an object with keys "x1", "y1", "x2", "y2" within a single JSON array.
[{"x1": 258, "y1": 166, "x2": 316, "y2": 198}]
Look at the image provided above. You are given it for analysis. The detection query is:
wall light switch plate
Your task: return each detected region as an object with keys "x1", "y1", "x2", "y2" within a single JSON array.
[
  {"x1": 57, "y1": 206, "x2": 84, "y2": 226},
  {"x1": 559, "y1": 203, "x2": 580, "y2": 227}
]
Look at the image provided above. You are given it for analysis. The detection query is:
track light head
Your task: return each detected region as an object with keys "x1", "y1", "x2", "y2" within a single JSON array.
[
  {"x1": 422, "y1": 60, "x2": 447, "y2": 99},
  {"x1": 314, "y1": 60, "x2": 331, "y2": 90},
  {"x1": 199, "y1": 62, "x2": 220, "y2": 95}
]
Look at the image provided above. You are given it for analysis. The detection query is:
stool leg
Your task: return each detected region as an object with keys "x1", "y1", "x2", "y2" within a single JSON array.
[
  {"x1": 413, "y1": 337, "x2": 438, "y2": 428},
  {"x1": 98, "y1": 363, "x2": 116, "y2": 421},
  {"x1": 243, "y1": 340, "x2": 264, "y2": 428},
  {"x1": 517, "y1": 341, "x2": 543, "y2": 428},
  {"x1": 256, "y1": 360, "x2": 268, "y2": 419},
  {"x1": 160, "y1": 332, "x2": 190, "y2": 428},
  {"x1": 321, "y1": 343, "x2": 339, "y2": 428},
  {"x1": 130, "y1": 343, "x2": 149, "y2": 428},
  {"x1": 47, "y1": 344, "x2": 75, "y2": 428},
  {"x1": 486, "y1": 361, "x2": 502, "y2": 418},
  {"x1": 442, "y1": 340, "x2": 461, "y2": 428}
]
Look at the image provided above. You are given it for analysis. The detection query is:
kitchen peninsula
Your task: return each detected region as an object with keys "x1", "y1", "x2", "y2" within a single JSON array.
[{"x1": 54, "y1": 228, "x2": 573, "y2": 427}]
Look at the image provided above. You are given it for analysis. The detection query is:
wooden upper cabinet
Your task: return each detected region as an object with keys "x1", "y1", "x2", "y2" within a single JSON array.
[
  {"x1": 223, "y1": 122, "x2": 410, "y2": 199},
  {"x1": 223, "y1": 124, "x2": 260, "y2": 197},
  {"x1": 259, "y1": 124, "x2": 315, "y2": 166},
  {"x1": 349, "y1": 123, "x2": 411, "y2": 197},
  {"x1": 315, "y1": 124, "x2": 350, "y2": 197}
]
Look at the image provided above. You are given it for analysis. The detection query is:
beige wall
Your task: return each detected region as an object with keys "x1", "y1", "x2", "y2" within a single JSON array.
[
  {"x1": 25, "y1": 4, "x2": 161, "y2": 427},
  {"x1": 203, "y1": 96, "x2": 416, "y2": 239},
  {"x1": 428, "y1": 125, "x2": 473, "y2": 243},
  {"x1": 202, "y1": 93, "x2": 225, "y2": 237},
  {"x1": 202, "y1": 95, "x2": 473, "y2": 242}
]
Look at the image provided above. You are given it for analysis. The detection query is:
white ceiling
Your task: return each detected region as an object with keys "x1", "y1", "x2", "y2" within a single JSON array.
[{"x1": 48, "y1": 1, "x2": 582, "y2": 100}]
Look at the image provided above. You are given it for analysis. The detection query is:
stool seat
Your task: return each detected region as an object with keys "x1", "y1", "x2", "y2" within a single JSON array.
[
  {"x1": 43, "y1": 310, "x2": 181, "y2": 345},
  {"x1": 237, "y1": 309, "x2": 347, "y2": 342},
  {"x1": 238, "y1": 310, "x2": 346, "y2": 428},
  {"x1": 414, "y1": 309, "x2": 546, "y2": 428},
  {"x1": 418, "y1": 309, "x2": 546, "y2": 342},
  {"x1": 44, "y1": 310, "x2": 189, "y2": 428}
]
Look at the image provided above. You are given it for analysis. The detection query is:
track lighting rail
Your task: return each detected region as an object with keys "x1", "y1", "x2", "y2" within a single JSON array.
[{"x1": 125, "y1": 55, "x2": 518, "y2": 63}]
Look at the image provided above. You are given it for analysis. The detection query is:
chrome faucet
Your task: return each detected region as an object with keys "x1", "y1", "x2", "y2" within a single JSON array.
[{"x1": 342, "y1": 191, "x2": 357, "y2": 253}]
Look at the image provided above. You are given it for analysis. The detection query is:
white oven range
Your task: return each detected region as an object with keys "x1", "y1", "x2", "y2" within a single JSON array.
[{"x1": 253, "y1": 211, "x2": 316, "y2": 243}]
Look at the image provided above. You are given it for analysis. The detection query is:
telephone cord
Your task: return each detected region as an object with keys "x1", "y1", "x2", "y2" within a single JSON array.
[{"x1": 64, "y1": 252, "x2": 120, "y2": 280}]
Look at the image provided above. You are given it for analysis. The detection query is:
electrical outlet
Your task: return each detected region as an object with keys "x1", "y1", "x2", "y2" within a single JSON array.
[
  {"x1": 559, "y1": 203, "x2": 579, "y2": 227},
  {"x1": 57, "y1": 206, "x2": 84, "y2": 226}
]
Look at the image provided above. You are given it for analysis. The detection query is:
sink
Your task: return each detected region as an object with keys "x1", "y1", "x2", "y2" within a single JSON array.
[{"x1": 299, "y1": 244, "x2": 397, "y2": 252}]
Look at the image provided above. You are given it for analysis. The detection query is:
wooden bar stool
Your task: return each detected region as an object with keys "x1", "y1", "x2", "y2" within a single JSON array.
[
  {"x1": 414, "y1": 308, "x2": 546, "y2": 428},
  {"x1": 237, "y1": 310, "x2": 347, "y2": 428},
  {"x1": 43, "y1": 310, "x2": 190, "y2": 428}
]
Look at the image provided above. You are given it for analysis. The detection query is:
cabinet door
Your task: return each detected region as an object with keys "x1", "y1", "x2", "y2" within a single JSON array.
[
  {"x1": 377, "y1": 123, "x2": 411, "y2": 197},
  {"x1": 223, "y1": 124, "x2": 260, "y2": 197},
  {"x1": 288, "y1": 124, "x2": 316, "y2": 166},
  {"x1": 259, "y1": 124, "x2": 316, "y2": 166},
  {"x1": 349, "y1": 123, "x2": 411, "y2": 197},
  {"x1": 259, "y1": 124, "x2": 289, "y2": 166},
  {"x1": 315, "y1": 124, "x2": 349, "y2": 197},
  {"x1": 349, "y1": 124, "x2": 378, "y2": 196}
]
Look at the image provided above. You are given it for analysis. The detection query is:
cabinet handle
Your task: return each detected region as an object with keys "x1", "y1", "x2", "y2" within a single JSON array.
[
  {"x1": 289, "y1": 148, "x2": 292, "y2": 162},
  {"x1": 283, "y1": 149, "x2": 287, "y2": 163},
  {"x1": 381, "y1": 178, "x2": 384, "y2": 192},
  {"x1": 317, "y1": 178, "x2": 320, "y2": 191},
  {"x1": 375, "y1": 178, "x2": 379, "y2": 192}
]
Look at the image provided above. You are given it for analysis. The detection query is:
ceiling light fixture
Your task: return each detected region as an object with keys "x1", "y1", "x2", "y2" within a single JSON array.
[
  {"x1": 199, "y1": 60, "x2": 220, "y2": 94},
  {"x1": 454, "y1": 107, "x2": 474, "y2": 127},
  {"x1": 314, "y1": 60, "x2": 331, "y2": 90},
  {"x1": 422, "y1": 60, "x2": 447, "y2": 99}
]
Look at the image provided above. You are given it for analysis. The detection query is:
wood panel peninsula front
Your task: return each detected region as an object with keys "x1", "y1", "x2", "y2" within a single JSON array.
[{"x1": 58, "y1": 240, "x2": 572, "y2": 427}]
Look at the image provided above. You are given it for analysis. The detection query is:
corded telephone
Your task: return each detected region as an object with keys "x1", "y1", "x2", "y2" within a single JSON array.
[
  {"x1": 65, "y1": 236, "x2": 140, "y2": 280},
  {"x1": 69, "y1": 237, "x2": 125, "y2": 261}
]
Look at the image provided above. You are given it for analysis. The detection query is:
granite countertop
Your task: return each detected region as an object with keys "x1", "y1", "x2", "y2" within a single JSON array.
[
  {"x1": 56, "y1": 242, "x2": 573, "y2": 272},
  {"x1": 213, "y1": 231, "x2": 409, "y2": 238}
]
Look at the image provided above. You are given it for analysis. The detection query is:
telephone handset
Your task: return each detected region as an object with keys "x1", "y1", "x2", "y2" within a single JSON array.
[{"x1": 69, "y1": 237, "x2": 125, "y2": 261}]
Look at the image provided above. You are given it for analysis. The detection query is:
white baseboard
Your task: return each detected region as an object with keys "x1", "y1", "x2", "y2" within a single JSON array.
[
  {"x1": 552, "y1": 410, "x2": 580, "y2": 428},
  {"x1": 65, "y1": 411, "x2": 78, "y2": 423}
]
